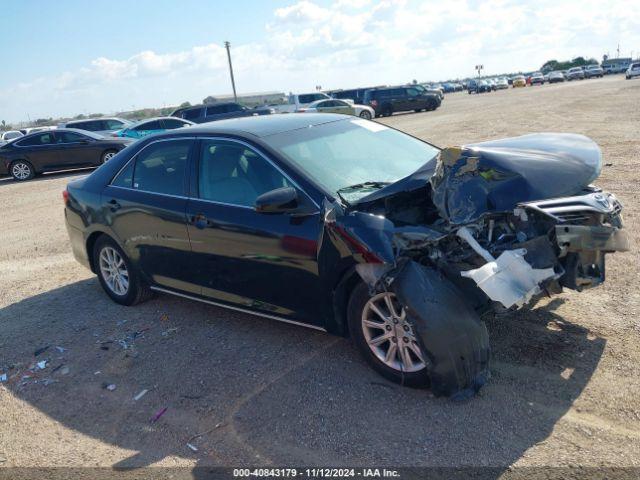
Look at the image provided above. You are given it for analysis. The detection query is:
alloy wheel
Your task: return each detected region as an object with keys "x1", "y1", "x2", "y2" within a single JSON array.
[
  {"x1": 359, "y1": 110, "x2": 372, "y2": 120},
  {"x1": 11, "y1": 162, "x2": 31, "y2": 180},
  {"x1": 103, "y1": 152, "x2": 116, "y2": 162},
  {"x1": 361, "y1": 292, "x2": 426, "y2": 373},
  {"x1": 99, "y1": 246, "x2": 129, "y2": 296}
]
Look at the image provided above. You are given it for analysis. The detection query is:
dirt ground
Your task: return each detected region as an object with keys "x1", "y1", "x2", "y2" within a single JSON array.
[{"x1": 1, "y1": 75, "x2": 639, "y2": 474}]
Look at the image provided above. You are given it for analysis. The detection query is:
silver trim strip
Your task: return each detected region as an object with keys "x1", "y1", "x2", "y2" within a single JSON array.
[
  {"x1": 108, "y1": 185, "x2": 191, "y2": 200},
  {"x1": 150, "y1": 286, "x2": 327, "y2": 332}
]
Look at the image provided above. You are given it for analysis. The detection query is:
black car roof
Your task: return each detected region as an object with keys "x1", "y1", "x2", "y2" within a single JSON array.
[{"x1": 172, "y1": 113, "x2": 348, "y2": 138}]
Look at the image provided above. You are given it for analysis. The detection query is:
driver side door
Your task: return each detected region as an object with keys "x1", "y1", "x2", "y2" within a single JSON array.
[{"x1": 184, "y1": 137, "x2": 324, "y2": 325}]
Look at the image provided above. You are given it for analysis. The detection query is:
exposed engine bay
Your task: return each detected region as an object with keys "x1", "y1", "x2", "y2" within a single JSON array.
[{"x1": 325, "y1": 133, "x2": 629, "y2": 398}]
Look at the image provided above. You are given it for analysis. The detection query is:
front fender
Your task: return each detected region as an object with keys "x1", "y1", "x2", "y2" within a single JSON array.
[{"x1": 390, "y1": 261, "x2": 490, "y2": 399}]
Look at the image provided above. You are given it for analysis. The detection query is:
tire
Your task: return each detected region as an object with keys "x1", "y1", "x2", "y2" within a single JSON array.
[
  {"x1": 414, "y1": 109, "x2": 422, "y2": 113},
  {"x1": 93, "y1": 235, "x2": 153, "y2": 306},
  {"x1": 101, "y1": 150, "x2": 118, "y2": 164},
  {"x1": 348, "y1": 283, "x2": 430, "y2": 388},
  {"x1": 381, "y1": 104, "x2": 393, "y2": 117},
  {"x1": 358, "y1": 110, "x2": 372, "y2": 120},
  {"x1": 10, "y1": 160, "x2": 35, "y2": 181}
]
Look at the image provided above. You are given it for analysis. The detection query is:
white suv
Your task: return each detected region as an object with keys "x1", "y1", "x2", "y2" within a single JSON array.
[{"x1": 626, "y1": 63, "x2": 640, "y2": 80}]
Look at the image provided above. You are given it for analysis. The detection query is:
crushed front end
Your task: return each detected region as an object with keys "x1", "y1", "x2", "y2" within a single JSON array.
[{"x1": 327, "y1": 133, "x2": 629, "y2": 398}]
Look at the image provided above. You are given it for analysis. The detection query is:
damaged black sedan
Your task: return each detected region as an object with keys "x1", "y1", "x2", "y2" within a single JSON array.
[{"x1": 64, "y1": 114, "x2": 628, "y2": 399}]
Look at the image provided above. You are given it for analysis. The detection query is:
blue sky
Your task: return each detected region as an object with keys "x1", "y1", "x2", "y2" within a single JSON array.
[{"x1": 1, "y1": 0, "x2": 638, "y2": 123}]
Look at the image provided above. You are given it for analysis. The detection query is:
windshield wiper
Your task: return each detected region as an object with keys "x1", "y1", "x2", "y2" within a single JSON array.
[{"x1": 336, "y1": 181, "x2": 391, "y2": 206}]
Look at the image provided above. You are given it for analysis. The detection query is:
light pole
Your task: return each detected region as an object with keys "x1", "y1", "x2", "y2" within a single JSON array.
[
  {"x1": 224, "y1": 41, "x2": 237, "y2": 102},
  {"x1": 475, "y1": 64, "x2": 484, "y2": 78}
]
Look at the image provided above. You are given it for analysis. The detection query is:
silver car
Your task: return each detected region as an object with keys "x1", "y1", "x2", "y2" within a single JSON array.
[
  {"x1": 626, "y1": 63, "x2": 640, "y2": 80},
  {"x1": 566, "y1": 67, "x2": 585, "y2": 81},
  {"x1": 59, "y1": 117, "x2": 133, "y2": 136}
]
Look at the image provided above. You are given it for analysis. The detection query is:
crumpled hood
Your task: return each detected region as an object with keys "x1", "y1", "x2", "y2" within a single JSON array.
[{"x1": 429, "y1": 133, "x2": 602, "y2": 224}]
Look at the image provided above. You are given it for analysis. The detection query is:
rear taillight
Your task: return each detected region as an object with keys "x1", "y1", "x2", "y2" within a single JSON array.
[{"x1": 62, "y1": 190, "x2": 69, "y2": 206}]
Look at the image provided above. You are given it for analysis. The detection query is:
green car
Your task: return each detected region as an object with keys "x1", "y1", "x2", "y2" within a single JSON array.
[{"x1": 114, "y1": 117, "x2": 194, "y2": 139}]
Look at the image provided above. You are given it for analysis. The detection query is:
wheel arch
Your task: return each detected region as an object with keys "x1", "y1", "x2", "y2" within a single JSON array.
[
  {"x1": 329, "y1": 265, "x2": 362, "y2": 337},
  {"x1": 86, "y1": 230, "x2": 109, "y2": 273}
]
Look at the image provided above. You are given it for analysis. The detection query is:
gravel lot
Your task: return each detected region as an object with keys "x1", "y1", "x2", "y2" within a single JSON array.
[{"x1": 1, "y1": 75, "x2": 639, "y2": 473}]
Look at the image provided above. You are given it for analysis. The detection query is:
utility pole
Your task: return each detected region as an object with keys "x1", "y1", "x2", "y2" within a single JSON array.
[{"x1": 224, "y1": 41, "x2": 237, "y2": 102}]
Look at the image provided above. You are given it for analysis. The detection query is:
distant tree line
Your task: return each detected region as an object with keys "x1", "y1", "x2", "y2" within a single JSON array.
[{"x1": 541, "y1": 56, "x2": 599, "y2": 72}]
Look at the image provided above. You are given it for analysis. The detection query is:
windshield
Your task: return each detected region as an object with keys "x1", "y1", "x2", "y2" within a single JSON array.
[{"x1": 263, "y1": 118, "x2": 439, "y2": 200}]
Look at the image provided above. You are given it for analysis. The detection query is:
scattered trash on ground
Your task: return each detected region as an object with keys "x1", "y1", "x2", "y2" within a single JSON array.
[
  {"x1": 150, "y1": 407, "x2": 168, "y2": 423},
  {"x1": 55, "y1": 346, "x2": 67, "y2": 353},
  {"x1": 94, "y1": 371, "x2": 101, "y2": 375},
  {"x1": 161, "y1": 327, "x2": 179, "y2": 337},
  {"x1": 186, "y1": 443, "x2": 198, "y2": 452},
  {"x1": 0, "y1": 374, "x2": 7, "y2": 382},
  {"x1": 134, "y1": 389, "x2": 148, "y2": 401},
  {"x1": 34, "y1": 346, "x2": 50, "y2": 357},
  {"x1": 36, "y1": 360, "x2": 47, "y2": 370},
  {"x1": 102, "y1": 383, "x2": 116, "y2": 391}
]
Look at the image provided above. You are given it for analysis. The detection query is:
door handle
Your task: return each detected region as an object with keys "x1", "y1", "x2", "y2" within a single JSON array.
[
  {"x1": 192, "y1": 213, "x2": 209, "y2": 229},
  {"x1": 107, "y1": 199, "x2": 121, "y2": 211}
]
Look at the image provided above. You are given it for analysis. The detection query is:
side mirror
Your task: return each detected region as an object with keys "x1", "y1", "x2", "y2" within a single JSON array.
[{"x1": 255, "y1": 187, "x2": 300, "y2": 214}]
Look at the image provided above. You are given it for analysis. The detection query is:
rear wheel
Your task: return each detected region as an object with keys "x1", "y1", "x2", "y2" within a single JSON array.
[
  {"x1": 93, "y1": 236, "x2": 152, "y2": 306},
  {"x1": 101, "y1": 150, "x2": 118, "y2": 164},
  {"x1": 10, "y1": 160, "x2": 35, "y2": 181},
  {"x1": 348, "y1": 283, "x2": 430, "y2": 387}
]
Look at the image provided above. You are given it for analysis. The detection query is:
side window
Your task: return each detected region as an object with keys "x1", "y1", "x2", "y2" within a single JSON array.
[
  {"x1": 226, "y1": 103, "x2": 243, "y2": 113},
  {"x1": 183, "y1": 108, "x2": 202, "y2": 121},
  {"x1": 162, "y1": 119, "x2": 189, "y2": 129},
  {"x1": 198, "y1": 140, "x2": 291, "y2": 207},
  {"x1": 134, "y1": 120, "x2": 162, "y2": 131},
  {"x1": 105, "y1": 119, "x2": 124, "y2": 130},
  {"x1": 69, "y1": 122, "x2": 88, "y2": 130},
  {"x1": 112, "y1": 160, "x2": 134, "y2": 188},
  {"x1": 205, "y1": 105, "x2": 226, "y2": 116},
  {"x1": 407, "y1": 88, "x2": 419, "y2": 97},
  {"x1": 130, "y1": 140, "x2": 191, "y2": 195},
  {"x1": 57, "y1": 132, "x2": 88, "y2": 143},
  {"x1": 17, "y1": 132, "x2": 55, "y2": 146}
]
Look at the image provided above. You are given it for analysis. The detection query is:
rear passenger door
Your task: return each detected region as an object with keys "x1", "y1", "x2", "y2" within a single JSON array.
[{"x1": 103, "y1": 138, "x2": 199, "y2": 293}]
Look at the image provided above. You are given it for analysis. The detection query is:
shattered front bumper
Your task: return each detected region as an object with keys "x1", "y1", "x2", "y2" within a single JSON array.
[{"x1": 457, "y1": 191, "x2": 629, "y2": 309}]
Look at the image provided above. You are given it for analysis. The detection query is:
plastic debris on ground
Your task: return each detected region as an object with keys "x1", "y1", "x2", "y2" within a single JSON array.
[
  {"x1": 55, "y1": 346, "x2": 67, "y2": 353},
  {"x1": 36, "y1": 360, "x2": 48, "y2": 370},
  {"x1": 150, "y1": 407, "x2": 168, "y2": 423},
  {"x1": 134, "y1": 389, "x2": 148, "y2": 401},
  {"x1": 102, "y1": 383, "x2": 117, "y2": 391},
  {"x1": 0, "y1": 374, "x2": 7, "y2": 382},
  {"x1": 161, "y1": 327, "x2": 179, "y2": 337},
  {"x1": 186, "y1": 443, "x2": 198, "y2": 452}
]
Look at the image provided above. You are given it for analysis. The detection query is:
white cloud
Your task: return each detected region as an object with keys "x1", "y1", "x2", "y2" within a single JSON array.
[{"x1": 1, "y1": 0, "x2": 639, "y2": 122}]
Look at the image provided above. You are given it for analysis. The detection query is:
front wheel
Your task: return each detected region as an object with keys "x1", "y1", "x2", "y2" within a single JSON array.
[
  {"x1": 348, "y1": 284, "x2": 430, "y2": 387},
  {"x1": 358, "y1": 110, "x2": 372, "y2": 120},
  {"x1": 93, "y1": 236, "x2": 152, "y2": 306},
  {"x1": 10, "y1": 160, "x2": 35, "y2": 181}
]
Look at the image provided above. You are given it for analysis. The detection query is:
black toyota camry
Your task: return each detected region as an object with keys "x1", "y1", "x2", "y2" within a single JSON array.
[
  {"x1": 63, "y1": 114, "x2": 628, "y2": 398},
  {"x1": 0, "y1": 129, "x2": 132, "y2": 181}
]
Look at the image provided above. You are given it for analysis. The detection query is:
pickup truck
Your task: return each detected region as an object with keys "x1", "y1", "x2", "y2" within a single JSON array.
[
  {"x1": 171, "y1": 102, "x2": 274, "y2": 123},
  {"x1": 272, "y1": 93, "x2": 332, "y2": 113}
]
